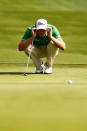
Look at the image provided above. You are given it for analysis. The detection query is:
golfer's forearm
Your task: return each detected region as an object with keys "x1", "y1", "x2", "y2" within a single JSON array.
[
  {"x1": 50, "y1": 36, "x2": 66, "y2": 50},
  {"x1": 18, "y1": 37, "x2": 34, "y2": 51}
]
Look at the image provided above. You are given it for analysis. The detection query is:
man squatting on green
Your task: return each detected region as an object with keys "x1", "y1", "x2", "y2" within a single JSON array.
[{"x1": 18, "y1": 18, "x2": 66, "y2": 74}]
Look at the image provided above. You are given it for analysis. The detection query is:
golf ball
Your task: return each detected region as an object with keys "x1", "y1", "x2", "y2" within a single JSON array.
[{"x1": 68, "y1": 80, "x2": 72, "y2": 84}]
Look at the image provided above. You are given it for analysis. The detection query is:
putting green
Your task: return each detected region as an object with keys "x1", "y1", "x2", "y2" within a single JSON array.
[
  {"x1": 0, "y1": 0, "x2": 87, "y2": 130},
  {"x1": 0, "y1": 65, "x2": 87, "y2": 131}
]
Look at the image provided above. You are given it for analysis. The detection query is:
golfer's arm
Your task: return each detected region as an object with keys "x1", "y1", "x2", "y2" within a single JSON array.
[
  {"x1": 50, "y1": 36, "x2": 66, "y2": 50},
  {"x1": 18, "y1": 37, "x2": 34, "y2": 51}
]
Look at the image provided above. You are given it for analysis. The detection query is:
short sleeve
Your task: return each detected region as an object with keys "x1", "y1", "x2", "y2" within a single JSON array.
[
  {"x1": 22, "y1": 28, "x2": 32, "y2": 40},
  {"x1": 52, "y1": 26, "x2": 62, "y2": 39}
]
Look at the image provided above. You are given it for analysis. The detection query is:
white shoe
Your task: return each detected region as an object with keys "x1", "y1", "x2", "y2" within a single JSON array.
[
  {"x1": 35, "y1": 62, "x2": 44, "y2": 74},
  {"x1": 35, "y1": 68, "x2": 43, "y2": 74},
  {"x1": 44, "y1": 65, "x2": 52, "y2": 74}
]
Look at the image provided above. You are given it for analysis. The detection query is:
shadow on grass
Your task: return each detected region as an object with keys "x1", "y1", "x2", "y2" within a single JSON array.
[
  {"x1": 0, "y1": 72, "x2": 35, "y2": 75},
  {"x1": 0, "y1": 72, "x2": 50, "y2": 75}
]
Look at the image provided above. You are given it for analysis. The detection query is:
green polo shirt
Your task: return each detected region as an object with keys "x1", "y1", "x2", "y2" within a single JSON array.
[{"x1": 22, "y1": 24, "x2": 61, "y2": 46}]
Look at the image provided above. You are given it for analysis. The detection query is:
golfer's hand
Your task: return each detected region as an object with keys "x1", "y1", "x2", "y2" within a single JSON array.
[
  {"x1": 32, "y1": 28, "x2": 37, "y2": 39},
  {"x1": 47, "y1": 27, "x2": 52, "y2": 39}
]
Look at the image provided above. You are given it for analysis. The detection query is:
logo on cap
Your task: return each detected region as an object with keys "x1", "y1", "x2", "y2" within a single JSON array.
[
  {"x1": 36, "y1": 18, "x2": 47, "y2": 30},
  {"x1": 37, "y1": 22, "x2": 45, "y2": 25}
]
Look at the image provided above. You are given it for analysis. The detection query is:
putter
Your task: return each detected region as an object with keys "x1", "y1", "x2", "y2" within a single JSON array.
[{"x1": 24, "y1": 41, "x2": 33, "y2": 76}]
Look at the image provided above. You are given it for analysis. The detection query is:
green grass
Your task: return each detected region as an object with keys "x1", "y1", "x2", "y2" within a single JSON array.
[
  {"x1": 1, "y1": 0, "x2": 87, "y2": 11},
  {"x1": 0, "y1": 11, "x2": 87, "y2": 64},
  {"x1": 0, "y1": 65, "x2": 87, "y2": 131},
  {"x1": 0, "y1": 0, "x2": 87, "y2": 64},
  {"x1": 0, "y1": 0, "x2": 87, "y2": 130}
]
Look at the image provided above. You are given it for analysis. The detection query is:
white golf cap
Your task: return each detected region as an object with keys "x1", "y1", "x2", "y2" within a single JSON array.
[{"x1": 36, "y1": 18, "x2": 47, "y2": 30}]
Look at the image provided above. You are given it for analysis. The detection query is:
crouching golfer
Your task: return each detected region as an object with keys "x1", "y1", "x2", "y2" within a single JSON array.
[{"x1": 18, "y1": 18, "x2": 66, "y2": 74}]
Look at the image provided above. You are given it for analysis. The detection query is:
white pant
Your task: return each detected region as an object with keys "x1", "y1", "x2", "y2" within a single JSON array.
[{"x1": 24, "y1": 41, "x2": 59, "y2": 69}]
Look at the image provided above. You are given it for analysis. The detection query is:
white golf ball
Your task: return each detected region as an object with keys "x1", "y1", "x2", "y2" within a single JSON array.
[{"x1": 68, "y1": 80, "x2": 72, "y2": 84}]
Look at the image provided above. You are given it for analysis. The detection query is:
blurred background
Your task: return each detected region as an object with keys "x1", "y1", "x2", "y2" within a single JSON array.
[
  {"x1": 0, "y1": 0, "x2": 87, "y2": 66},
  {"x1": 0, "y1": 1, "x2": 87, "y2": 131}
]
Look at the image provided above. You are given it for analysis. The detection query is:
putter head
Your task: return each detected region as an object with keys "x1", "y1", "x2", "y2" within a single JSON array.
[{"x1": 24, "y1": 73, "x2": 28, "y2": 76}]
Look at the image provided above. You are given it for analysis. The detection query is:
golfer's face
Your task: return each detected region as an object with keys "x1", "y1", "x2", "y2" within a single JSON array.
[{"x1": 37, "y1": 29, "x2": 46, "y2": 38}]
